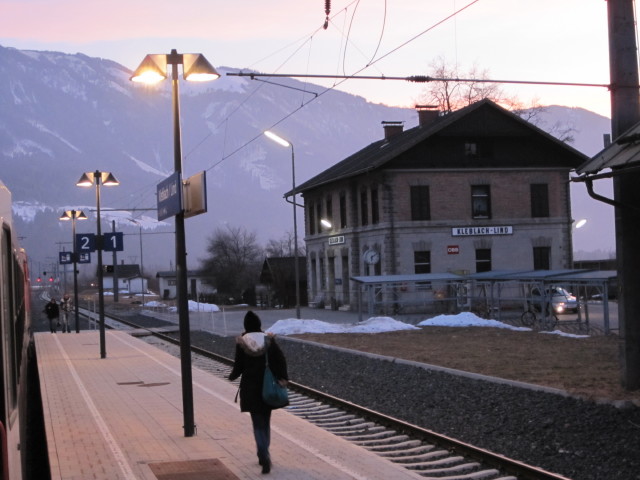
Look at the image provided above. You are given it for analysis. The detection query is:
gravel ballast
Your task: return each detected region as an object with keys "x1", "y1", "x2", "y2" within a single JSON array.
[{"x1": 189, "y1": 329, "x2": 640, "y2": 480}]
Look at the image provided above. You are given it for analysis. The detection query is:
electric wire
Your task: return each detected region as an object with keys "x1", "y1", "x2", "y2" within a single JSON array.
[{"x1": 114, "y1": 0, "x2": 481, "y2": 218}]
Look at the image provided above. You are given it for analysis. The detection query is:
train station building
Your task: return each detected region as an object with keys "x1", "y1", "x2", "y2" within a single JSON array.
[{"x1": 293, "y1": 99, "x2": 589, "y2": 311}]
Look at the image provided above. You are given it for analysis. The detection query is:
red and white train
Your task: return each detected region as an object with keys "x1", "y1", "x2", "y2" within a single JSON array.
[{"x1": 0, "y1": 179, "x2": 32, "y2": 479}]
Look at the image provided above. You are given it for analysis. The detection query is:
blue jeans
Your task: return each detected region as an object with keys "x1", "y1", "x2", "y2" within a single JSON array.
[{"x1": 250, "y1": 411, "x2": 271, "y2": 464}]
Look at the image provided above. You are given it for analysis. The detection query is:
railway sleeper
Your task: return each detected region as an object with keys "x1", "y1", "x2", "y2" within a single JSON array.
[
  {"x1": 287, "y1": 401, "x2": 331, "y2": 409},
  {"x1": 310, "y1": 416, "x2": 361, "y2": 426},
  {"x1": 357, "y1": 438, "x2": 423, "y2": 450},
  {"x1": 377, "y1": 444, "x2": 439, "y2": 458},
  {"x1": 287, "y1": 401, "x2": 324, "y2": 410},
  {"x1": 342, "y1": 429, "x2": 404, "y2": 442},
  {"x1": 405, "y1": 461, "x2": 481, "y2": 474},
  {"x1": 331, "y1": 425, "x2": 387, "y2": 437},
  {"x1": 302, "y1": 410, "x2": 352, "y2": 420},
  {"x1": 322, "y1": 421, "x2": 376, "y2": 432},
  {"x1": 413, "y1": 469, "x2": 504, "y2": 480},
  {"x1": 391, "y1": 454, "x2": 465, "y2": 466}
]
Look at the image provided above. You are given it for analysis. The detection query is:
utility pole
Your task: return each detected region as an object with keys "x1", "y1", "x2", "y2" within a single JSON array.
[{"x1": 608, "y1": 0, "x2": 640, "y2": 389}]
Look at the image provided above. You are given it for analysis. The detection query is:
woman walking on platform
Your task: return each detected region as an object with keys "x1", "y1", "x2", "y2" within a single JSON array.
[{"x1": 229, "y1": 311, "x2": 288, "y2": 474}]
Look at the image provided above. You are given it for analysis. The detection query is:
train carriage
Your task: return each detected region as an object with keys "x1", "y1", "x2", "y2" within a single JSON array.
[{"x1": 0, "y1": 179, "x2": 32, "y2": 479}]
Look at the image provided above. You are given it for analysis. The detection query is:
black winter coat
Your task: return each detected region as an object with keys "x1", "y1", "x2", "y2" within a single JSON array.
[
  {"x1": 228, "y1": 333, "x2": 288, "y2": 412},
  {"x1": 44, "y1": 301, "x2": 59, "y2": 320}
]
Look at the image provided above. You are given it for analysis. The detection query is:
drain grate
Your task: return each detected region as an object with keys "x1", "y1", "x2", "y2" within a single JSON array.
[{"x1": 149, "y1": 458, "x2": 239, "y2": 480}]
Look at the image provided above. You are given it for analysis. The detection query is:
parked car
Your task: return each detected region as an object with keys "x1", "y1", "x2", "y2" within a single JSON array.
[{"x1": 530, "y1": 286, "x2": 578, "y2": 314}]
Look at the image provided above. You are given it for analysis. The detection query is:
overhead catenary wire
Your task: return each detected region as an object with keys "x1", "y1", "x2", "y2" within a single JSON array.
[{"x1": 118, "y1": 0, "x2": 484, "y2": 215}]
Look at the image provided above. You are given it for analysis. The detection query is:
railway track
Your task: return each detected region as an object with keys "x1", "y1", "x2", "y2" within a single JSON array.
[{"x1": 96, "y1": 309, "x2": 572, "y2": 480}]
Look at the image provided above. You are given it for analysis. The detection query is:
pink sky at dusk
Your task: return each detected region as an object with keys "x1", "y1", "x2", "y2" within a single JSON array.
[{"x1": 0, "y1": 0, "x2": 613, "y2": 117}]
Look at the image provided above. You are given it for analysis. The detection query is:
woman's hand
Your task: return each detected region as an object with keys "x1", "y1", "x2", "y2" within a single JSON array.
[{"x1": 278, "y1": 379, "x2": 288, "y2": 387}]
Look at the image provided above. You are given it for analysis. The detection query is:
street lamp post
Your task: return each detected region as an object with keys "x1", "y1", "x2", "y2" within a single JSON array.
[
  {"x1": 77, "y1": 170, "x2": 119, "y2": 358},
  {"x1": 131, "y1": 49, "x2": 219, "y2": 437},
  {"x1": 128, "y1": 219, "x2": 145, "y2": 306},
  {"x1": 60, "y1": 209, "x2": 87, "y2": 333},
  {"x1": 264, "y1": 131, "x2": 301, "y2": 319}
]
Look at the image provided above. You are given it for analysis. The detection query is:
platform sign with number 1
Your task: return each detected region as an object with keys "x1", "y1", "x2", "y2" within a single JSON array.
[{"x1": 103, "y1": 232, "x2": 124, "y2": 252}]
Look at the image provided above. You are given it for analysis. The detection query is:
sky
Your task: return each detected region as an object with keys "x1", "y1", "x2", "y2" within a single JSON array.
[{"x1": 0, "y1": 0, "x2": 613, "y2": 117}]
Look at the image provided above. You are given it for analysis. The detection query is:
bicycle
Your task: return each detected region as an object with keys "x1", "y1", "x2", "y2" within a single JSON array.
[{"x1": 521, "y1": 301, "x2": 558, "y2": 330}]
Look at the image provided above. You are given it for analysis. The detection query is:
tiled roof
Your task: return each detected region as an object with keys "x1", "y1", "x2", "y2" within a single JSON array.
[{"x1": 291, "y1": 99, "x2": 588, "y2": 195}]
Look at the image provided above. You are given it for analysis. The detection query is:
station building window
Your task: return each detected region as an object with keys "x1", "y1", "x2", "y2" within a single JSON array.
[
  {"x1": 471, "y1": 185, "x2": 491, "y2": 219},
  {"x1": 410, "y1": 185, "x2": 431, "y2": 221},
  {"x1": 530, "y1": 184, "x2": 550, "y2": 218},
  {"x1": 533, "y1": 246, "x2": 551, "y2": 270},
  {"x1": 371, "y1": 188, "x2": 379, "y2": 224},
  {"x1": 309, "y1": 203, "x2": 316, "y2": 235},
  {"x1": 475, "y1": 248, "x2": 492, "y2": 273},
  {"x1": 326, "y1": 196, "x2": 333, "y2": 227},
  {"x1": 414, "y1": 250, "x2": 431, "y2": 274},
  {"x1": 360, "y1": 190, "x2": 369, "y2": 226},
  {"x1": 316, "y1": 203, "x2": 322, "y2": 233},
  {"x1": 339, "y1": 193, "x2": 347, "y2": 228}
]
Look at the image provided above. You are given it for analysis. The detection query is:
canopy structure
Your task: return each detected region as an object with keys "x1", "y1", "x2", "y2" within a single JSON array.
[{"x1": 351, "y1": 269, "x2": 617, "y2": 332}]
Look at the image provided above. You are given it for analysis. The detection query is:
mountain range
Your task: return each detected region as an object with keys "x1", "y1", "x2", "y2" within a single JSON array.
[{"x1": 0, "y1": 45, "x2": 614, "y2": 279}]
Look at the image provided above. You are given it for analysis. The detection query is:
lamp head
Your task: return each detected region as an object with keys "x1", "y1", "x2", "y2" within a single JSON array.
[
  {"x1": 60, "y1": 209, "x2": 88, "y2": 221},
  {"x1": 182, "y1": 54, "x2": 220, "y2": 82},
  {"x1": 76, "y1": 172, "x2": 95, "y2": 187},
  {"x1": 130, "y1": 54, "x2": 167, "y2": 84},
  {"x1": 101, "y1": 172, "x2": 120, "y2": 186},
  {"x1": 320, "y1": 219, "x2": 332, "y2": 229},
  {"x1": 264, "y1": 130, "x2": 291, "y2": 148}
]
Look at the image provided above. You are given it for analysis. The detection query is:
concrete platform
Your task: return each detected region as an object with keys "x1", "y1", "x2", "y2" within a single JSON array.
[{"x1": 35, "y1": 330, "x2": 424, "y2": 479}]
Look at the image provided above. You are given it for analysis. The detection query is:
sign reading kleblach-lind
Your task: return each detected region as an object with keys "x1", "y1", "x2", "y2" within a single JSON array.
[{"x1": 451, "y1": 226, "x2": 513, "y2": 236}]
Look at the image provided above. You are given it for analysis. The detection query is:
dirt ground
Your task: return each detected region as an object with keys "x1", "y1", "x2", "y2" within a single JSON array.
[{"x1": 292, "y1": 327, "x2": 640, "y2": 404}]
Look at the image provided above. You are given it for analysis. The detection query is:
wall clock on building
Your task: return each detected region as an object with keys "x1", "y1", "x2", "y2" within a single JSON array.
[{"x1": 363, "y1": 249, "x2": 380, "y2": 265}]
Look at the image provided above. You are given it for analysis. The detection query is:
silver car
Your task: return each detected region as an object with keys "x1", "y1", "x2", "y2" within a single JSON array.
[{"x1": 531, "y1": 286, "x2": 578, "y2": 314}]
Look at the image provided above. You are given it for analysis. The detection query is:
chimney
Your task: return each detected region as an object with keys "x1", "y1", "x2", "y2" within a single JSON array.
[
  {"x1": 382, "y1": 121, "x2": 404, "y2": 141},
  {"x1": 416, "y1": 104, "x2": 440, "y2": 127}
]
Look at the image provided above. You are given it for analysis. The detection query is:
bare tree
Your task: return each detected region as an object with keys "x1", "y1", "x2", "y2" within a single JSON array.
[
  {"x1": 200, "y1": 225, "x2": 263, "y2": 303},
  {"x1": 422, "y1": 57, "x2": 510, "y2": 113},
  {"x1": 265, "y1": 231, "x2": 306, "y2": 258},
  {"x1": 420, "y1": 57, "x2": 576, "y2": 144}
]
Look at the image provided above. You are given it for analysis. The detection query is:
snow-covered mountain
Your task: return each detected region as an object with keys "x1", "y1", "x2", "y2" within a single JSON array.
[{"x1": 0, "y1": 45, "x2": 614, "y2": 277}]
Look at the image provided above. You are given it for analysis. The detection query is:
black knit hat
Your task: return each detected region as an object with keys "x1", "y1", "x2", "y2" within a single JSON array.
[{"x1": 244, "y1": 311, "x2": 262, "y2": 332}]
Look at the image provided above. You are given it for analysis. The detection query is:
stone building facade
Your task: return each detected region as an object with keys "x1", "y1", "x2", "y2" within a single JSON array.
[{"x1": 294, "y1": 100, "x2": 588, "y2": 309}]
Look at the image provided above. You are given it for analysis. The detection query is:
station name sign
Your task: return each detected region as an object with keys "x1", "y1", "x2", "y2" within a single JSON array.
[
  {"x1": 451, "y1": 226, "x2": 513, "y2": 236},
  {"x1": 328, "y1": 235, "x2": 345, "y2": 245}
]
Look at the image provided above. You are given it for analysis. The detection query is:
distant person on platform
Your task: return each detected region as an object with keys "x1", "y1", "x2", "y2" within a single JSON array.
[
  {"x1": 60, "y1": 293, "x2": 73, "y2": 333},
  {"x1": 44, "y1": 298, "x2": 60, "y2": 333},
  {"x1": 228, "y1": 311, "x2": 289, "y2": 475}
]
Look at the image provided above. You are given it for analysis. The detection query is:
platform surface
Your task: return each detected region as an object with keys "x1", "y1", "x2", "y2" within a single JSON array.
[{"x1": 35, "y1": 330, "x2": 424, "y2": 480}]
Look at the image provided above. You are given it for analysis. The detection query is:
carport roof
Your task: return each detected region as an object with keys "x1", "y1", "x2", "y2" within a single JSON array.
[
  {"x1": 351, "y1": 273, "x2": 464, "y2": 284},
  {"x1": 352, "y1": 269, "x2": 617, "y2": 285}
]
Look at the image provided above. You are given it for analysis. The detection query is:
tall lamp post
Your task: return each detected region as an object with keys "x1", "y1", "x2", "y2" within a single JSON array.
[
  {"x1": 264, "y1": 130, "x2": 301, "y2": 319},
  {"x1": 77, "y1": 170, "x2": 119, "y2": 358},
  {"x1": 59, "y1": 209, "x2": 88, "y2": 333},
  {"x1": 131, "y1": 49, "x2": 219, "y2": 437}
]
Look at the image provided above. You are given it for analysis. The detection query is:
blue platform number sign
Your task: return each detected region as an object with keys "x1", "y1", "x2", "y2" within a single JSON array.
[
  {"x1": 103, "y1": 232, "x2": 124, "y2": 252},
  {"x1": 78, "y1": 252, "x2": 91, "y2": 264},
  {"x1": 76, "y1": 233, "x2": 96, "y2": 252},
  {"x1": 59, "y1": 252, "x2": 72, "y2": 265}
]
